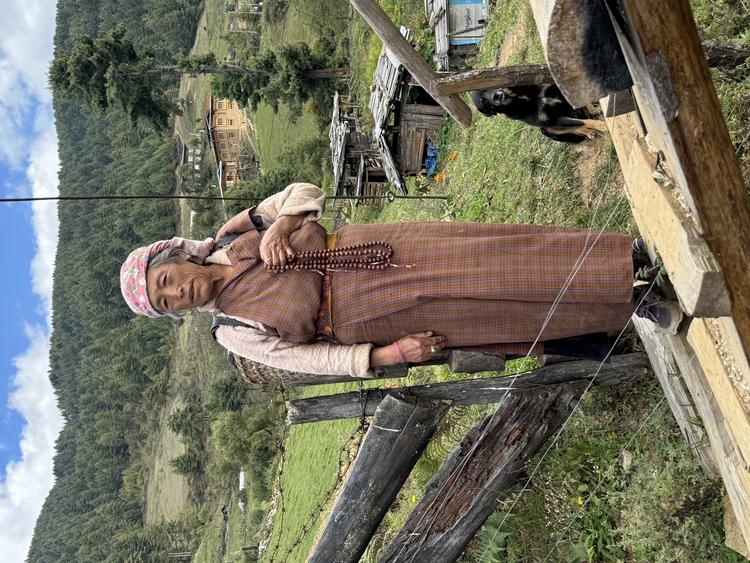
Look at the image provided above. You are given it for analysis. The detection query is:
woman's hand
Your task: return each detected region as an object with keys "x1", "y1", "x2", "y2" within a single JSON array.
[
  {"x1": 370, "y1": 332, "x2": 447, "y2": 366},
  {"x1": 260, "y1": 214, "x2": 306, "y2": 268}
]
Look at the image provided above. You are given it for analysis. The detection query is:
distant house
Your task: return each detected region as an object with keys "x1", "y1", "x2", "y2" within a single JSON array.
[
  {"x1": 205, "y1": 96, "x2": 258, "y2": 191},
  {"x1": 367, "y1": 27, "x2": 446, "y2": 188},
  {"x1": 424, "y1": 0, "x2": 490, "y2": 70},
  {"x1": 330, "y1": 91, "x2": 391, "y2": 209},
  {"x1": 238, "y1": 469, "x2": 247, "y2": 513}
]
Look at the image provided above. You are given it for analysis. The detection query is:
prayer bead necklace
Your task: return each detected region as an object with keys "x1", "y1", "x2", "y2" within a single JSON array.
[{"x1": 264, "y1": 241, "x2": 395, "y2": 274}]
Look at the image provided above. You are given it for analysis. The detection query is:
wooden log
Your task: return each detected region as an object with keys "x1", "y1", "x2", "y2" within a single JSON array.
[
  {"x1": 613, "y1": 0, "x2": 750, "y2": 356},
  {"x1": 528, "y1": 0, "x2": 632, "y2": 107},
  {"x1": 378, "y1": 383, "x2": 583, "y2": 562},
  {"x1": 632, "y1": 316, "x2": 717, "y2": 473},
  {"x1": 602, "y1": 108, "x2": 730, "y2": 317},
  {"x1": 431, "y1": 40, "x2": 749, "y2": 98},
  {"x1": 307, "y1": 395, "x2": 448, "y2": 563},
  {"x1": 286, "y1": 353, "x2": 648, "y2": 424},
  {"x1": 703, "y1": 39, "x2": 750, "y2": 69},
  {"x1": 447, "y1": 350, "x2": 505, "y2": 373},
  {"x1": 349, "y1": 0, "x2": 472, "y2": 128},
  {"x1": 431, "y1": 64, "x2": 553, "y2": 96}
]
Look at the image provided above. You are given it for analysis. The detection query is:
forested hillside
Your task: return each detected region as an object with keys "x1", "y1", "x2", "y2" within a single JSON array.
[{"x1": 28, "y1": 0, "x2": 201, "y2": 560}]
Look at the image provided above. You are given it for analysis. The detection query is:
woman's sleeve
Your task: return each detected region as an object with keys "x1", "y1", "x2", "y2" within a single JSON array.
[
  {"x1": 214, "y1": 324, "x2": 375, "y2": 377},
  {"x1": 253, "y1": 183, "x2": 326, "y2": 228}
]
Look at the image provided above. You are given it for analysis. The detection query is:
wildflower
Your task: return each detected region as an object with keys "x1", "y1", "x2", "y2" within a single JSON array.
[{"x1": 576, "y1": 497, "x2": 584, "y2": 506}]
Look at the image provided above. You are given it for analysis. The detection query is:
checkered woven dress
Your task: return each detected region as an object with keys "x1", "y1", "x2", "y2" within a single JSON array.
[
  {"x1": 214, "y1": 221, "x2": 634, "y2": 356},
  {"x1": 332, "y1": 222, "x2": 634, "y2": 355}
]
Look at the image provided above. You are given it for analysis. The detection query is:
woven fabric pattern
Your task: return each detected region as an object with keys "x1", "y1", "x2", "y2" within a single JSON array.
[
  {"x1": 214, "y1": 221, "x2": 328, "y2": 343},
  {"x1": 332, "y1": 222, "x2": 634, "y2": 351}
]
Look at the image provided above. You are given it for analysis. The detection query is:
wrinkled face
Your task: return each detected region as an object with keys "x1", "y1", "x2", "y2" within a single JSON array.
[{"x1": 146, "y1": 255, "x2": 224, "y2": 313}]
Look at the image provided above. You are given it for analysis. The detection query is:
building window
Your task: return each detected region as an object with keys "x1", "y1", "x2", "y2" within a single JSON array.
[
  {"x1": 218, "y1": 132, "x2": 226, "y2": 140},
  {"x1": 220, "y1": 143, "x2": 229, "y2": 150},
  {"x1": 217, "y1": 101, "x2": 224, "y2": 110},
  {"x1": 228, "y1": 119, "x2": 235, "y2": 126},
  {"x1": 228, "y1": 101, "x2": 233, "y2": 109},
  {"x1": 228, "y1": 132, "x2": 236, "y2": 138},
  {"x1": 217, "y1": 118, "x2": 225, "y2": 126}
]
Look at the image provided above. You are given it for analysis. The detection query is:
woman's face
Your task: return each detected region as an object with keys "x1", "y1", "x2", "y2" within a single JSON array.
[{"x1": 146, "y1": 255, "x2": 224, "y2": 313}]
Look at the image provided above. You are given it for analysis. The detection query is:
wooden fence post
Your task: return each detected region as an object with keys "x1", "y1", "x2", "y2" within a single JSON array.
[
  {"x1": 348, "y1": 0, "x2": 472, "y2": 127},
  {"x1": 378, "y1": 383, "x2": 585, "y2": 562},
  {"x1": 307, "y1": 395, "x2": 448, "y2": 563}
]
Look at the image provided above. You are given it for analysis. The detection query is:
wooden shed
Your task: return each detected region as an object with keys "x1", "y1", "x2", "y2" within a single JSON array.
[
  {"x1": 368, "y1": 27, "x2": 447, "y2": 193},
  {"x1": 329, "y1": 91, "x2": 390, "y2": 205},
  {"x1": 424, "y1": 0, "x2": 490, "y2": 71}
]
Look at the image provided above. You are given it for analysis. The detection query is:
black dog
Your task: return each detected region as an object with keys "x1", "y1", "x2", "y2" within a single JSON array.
[{"x1": 470, "y1": 84, "x2": 607, "y2": 143}]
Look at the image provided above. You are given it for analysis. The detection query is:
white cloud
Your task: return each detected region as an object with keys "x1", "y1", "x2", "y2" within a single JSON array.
[
  {"x1": 0, "y1": 0, "x2": 56, "y2": 169},
  {"x1": 0, "y1": 1, "x2": 63, "y2": 561},
  {"x1": 0, "y1": 327, "x2": 63, "y2": 563},
  {"x1": 28, "y1": 114, "x2": 60, "y2": 313}
]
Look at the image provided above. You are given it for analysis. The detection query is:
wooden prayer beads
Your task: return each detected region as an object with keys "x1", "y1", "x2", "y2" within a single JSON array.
[{"x1": 264, "y1": 241, "x2": 395, "y2": 273}]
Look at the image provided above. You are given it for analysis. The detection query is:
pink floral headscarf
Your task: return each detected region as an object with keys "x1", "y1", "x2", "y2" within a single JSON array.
[{"x1": 120, "y1": 237, "x2": 215, "y2": 317}]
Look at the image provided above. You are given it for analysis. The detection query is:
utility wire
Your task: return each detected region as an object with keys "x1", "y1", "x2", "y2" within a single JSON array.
[{"x1": 0, "y1": 194, "x2": 447, "y2": 204}]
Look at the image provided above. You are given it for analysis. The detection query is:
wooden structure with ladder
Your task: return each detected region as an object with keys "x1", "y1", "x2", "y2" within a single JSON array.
[{"x1": 368, "y1": 26, "x2": 447, "y2": 192}]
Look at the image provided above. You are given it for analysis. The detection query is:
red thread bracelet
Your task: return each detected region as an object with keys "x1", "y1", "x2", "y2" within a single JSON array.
[{"x1": 393, "y1": 341, "x2": 407, "y2": 363}]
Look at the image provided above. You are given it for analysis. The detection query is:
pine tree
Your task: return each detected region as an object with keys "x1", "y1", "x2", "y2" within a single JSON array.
[{"x1": 51, "y1": 29, "x2": 349, "y2": 129}]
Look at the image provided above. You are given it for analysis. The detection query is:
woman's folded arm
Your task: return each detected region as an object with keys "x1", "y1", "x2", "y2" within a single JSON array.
[{"x1": 214, "y1": 323, "x2": 375, "y2": 377}]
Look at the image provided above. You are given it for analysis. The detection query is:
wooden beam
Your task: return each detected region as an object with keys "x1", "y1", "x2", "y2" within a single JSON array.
[
  {"x1": 286, "y1": 353, "x2": 648, "y2": 424},
  {"x1": 614, "y1": 0, "x2": 750, "y2": 357},
  {"x1": 378, "y1": 383, "x2": 583, "y2": 562},
  {"x1": 603, "y1": 108, "x2": 730, "y2": 317},
  {"x1": 431, "y1": 64, "x2": 553, "y2": 96},
  {"x1": 687, "y1": 318, "x2": 750, "y2": 471},
  {"x1": 668, "y1": 321, "x2": 750, "y2": 549},
  {"x1": 632, "y1": 316, "x2": 717, "y2": 473},
  {"x1": 307, "y1": 395, "x2": 447, "y2": 563},
  {"x1": 528, "y1": 0, "x2": 632, "y2": 107},
  {"x1": 348, "y1": 0, "x2": 472, "y2": 127}
]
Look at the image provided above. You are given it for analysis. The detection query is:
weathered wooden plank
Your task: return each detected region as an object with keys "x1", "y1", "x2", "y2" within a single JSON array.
[
  {"x1": 528, "y1": 0, "x2": 631, "y2": 107},
  {"x1": 308, "y1": 395, "x2": 448, "y2": 563},
  {"x1": 614, "y1": 0, "x2": 750, "y2": 357},
  {"x1": 632, "y1": 316, "x2": 717, "y2": 473},
  {"x1": 687, "y1": 318, "x2": 750, "y2": 471},
  {"x1": 286, "y1": 353, "x2": 648, "y2": 424},
  {"x1": 724, "y1": 496, "x2": 750, "y2": 560},
  {"x1": 668, "y1": 322, "x2": 750, "y2": 550},
  {"x1": 603, "y1": 109, "x2": 730, "y2": 317},
  {"x1": 378, "y1": 383, "x2": 583, "y2": 562},
  {"x1": 350, "y1": 0, "x2": 472, "y2": 127},
  {"x1": 432, "y1": 64, "x2": 553, "y2": 96}
]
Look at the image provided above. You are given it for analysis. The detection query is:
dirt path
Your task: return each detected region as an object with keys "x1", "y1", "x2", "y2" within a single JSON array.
[
  {"x1": 144, "y1": 395, "x2": 191, "y2": 524},
  {"x1": 495, "y1": 9, "x2": 528, "y2": 66}
]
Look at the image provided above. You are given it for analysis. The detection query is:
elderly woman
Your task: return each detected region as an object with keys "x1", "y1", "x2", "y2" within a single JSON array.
[{"x1": 120, "y1": 183, "x2": 663, "y2": 378}]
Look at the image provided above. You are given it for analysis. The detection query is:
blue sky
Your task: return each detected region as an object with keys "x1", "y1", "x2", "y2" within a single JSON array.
[{"x1": 0, "y1": 0, "x2": 64, "y2": 561}]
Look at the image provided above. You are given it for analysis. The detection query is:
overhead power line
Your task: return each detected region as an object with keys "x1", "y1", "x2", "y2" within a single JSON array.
[{"x1": 0, "y1": 193, "x2": 448, "y2": 204}]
